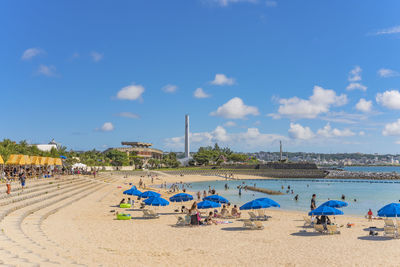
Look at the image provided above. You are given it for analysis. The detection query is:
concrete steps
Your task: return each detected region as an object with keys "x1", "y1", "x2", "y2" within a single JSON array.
[{"x1": 0, "y1": 173, "x2": 121, "y2": 266}]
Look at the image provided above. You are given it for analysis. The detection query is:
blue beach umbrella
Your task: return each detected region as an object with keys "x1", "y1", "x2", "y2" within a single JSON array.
[
  {"x1": 254, "y1": 198, "x2": 280, "y2": 208},
  {"x1": 308, "y1": 205, "x2": 344, "y2": 216},
  {"x1": 203, "y1": 195, "x2": 229, "y2": 204},
  {"x1": 320, "y1": 200, "x2": 348, "y2": 208},
  {"x1": 123, "y1": 188, "x2": 142, "y2": 196},
  {"x1": 130, "y1": 185, "x2": 137, "y2": 190},
  {"x1": 378, "y1": 203, "x2": 400, "y2": 217},
  {"x1": 144, "y1": 197, "x2": 169, "y2": 206},
  {"x1": 60, "y1": 155, "x2": 67, "y2": 159},
  {"x1": 140, "y1": 191, "x2": 161, "y2": 199},
  {"x1": 169, "y1": 193, "x2": 194, "y2": 202},
  {"x1": 240, "y1": 200, "x2": 272, "y2": 210},
  {"x1": 197, "y1": 200, "x2": 221, "y2": 209}
]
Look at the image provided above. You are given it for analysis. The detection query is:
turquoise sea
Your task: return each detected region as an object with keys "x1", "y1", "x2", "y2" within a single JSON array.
[{"x1": 186, "y1": 166, "x2": 400, "y2": 216}]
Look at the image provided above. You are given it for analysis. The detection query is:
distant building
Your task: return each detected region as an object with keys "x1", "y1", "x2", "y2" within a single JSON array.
[
  {"x1": 104, "y1": 142, "x2": 163, "y2": 160},
  {"x1": 34, "y1": 139, "x2": 61, "y2": 152}
]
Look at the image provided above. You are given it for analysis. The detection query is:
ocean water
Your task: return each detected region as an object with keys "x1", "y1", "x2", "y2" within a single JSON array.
[
  {"x1": 187, "y1": 178, "x2": 400, "y2": 216},
  {"x1": 343, "y1": 166, "x2": 400, "y2": 173}
]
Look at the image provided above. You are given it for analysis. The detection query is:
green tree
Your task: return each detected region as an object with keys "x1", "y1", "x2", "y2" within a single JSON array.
[{"x1": 105, "y1": 150, "x2": 129, "y2": 166}]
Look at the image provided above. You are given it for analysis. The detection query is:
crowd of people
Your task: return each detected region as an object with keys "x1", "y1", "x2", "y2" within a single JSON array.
[{"x1": 179, "y1": 202, "x2": 242, "y2": 226}]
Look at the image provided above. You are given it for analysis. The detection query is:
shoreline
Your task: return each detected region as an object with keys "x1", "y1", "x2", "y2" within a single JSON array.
[{"x1": 3, "y1": 172, "x2": 398, "y2": 266}]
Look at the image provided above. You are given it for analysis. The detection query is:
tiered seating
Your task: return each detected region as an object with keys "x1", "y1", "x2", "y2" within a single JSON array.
[{"x1": 0, "y1": 173, "x2": 119, "y2": 266}]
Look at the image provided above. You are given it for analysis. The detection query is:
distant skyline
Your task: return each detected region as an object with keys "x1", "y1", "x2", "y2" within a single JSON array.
[{"x1": 2, "y1": 0, "x2": 400, "y2": 154}]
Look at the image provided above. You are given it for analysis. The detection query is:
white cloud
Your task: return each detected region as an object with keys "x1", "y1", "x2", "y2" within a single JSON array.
[
  {"x1": 90, "y1": 51, "x2": 103, "y2": 62},
  {"x1": 21, "y1": 48, "x2": 44, "y2": 60},
  {"x1": 346, "y1": 66, "x2": 367, "y2": 91},
  {"x1": 211, "y1": 0, "x2": 257, "y2": 7},
  {"x1": 162, "y1": 84, "x2": 178, "y2": 93},
  {"x1": 316, "y1": 123, "x2": 355, "y2": 138},
  {"x1": 265, "y1": 0, "x2": 277, "y2": 7},
  {"x1": 378, "y1": 68, "x2": 399, "y2": 78},
  {"x1": 224, "y1": 121, "x2": 237, "y2": 127},
  {"x1": 116, "y1": 112, "x2": 140, "y2": 119},
  {"x1": 116, "y1": 85, "x2": 145, "y2": 100},
  {"x1": 100, "y1": 122, "x2": 114, "y2": 132},
  {"x1": 194, "y1": 88, "x2": 211, "y2": 98},
  {"x1": 288, "y1": 123, "x2": 314, "y2": 140},
  {"x1": 355, "y1": 98, "x2": 372, "y2": 112},
  {"x1": 36, "y1": 64, "x2": 56, "y2": 77},
  {"x1": 271, "y1": 86, "x2": 347, "y2": 119},
  {"x1": 348, "y1": 66, "x2": 362, "y2": 82},
  {"x1": 346, "y1": 83, "x2": 367, "y2": 91},
  {"x1": 210, "y1": 97, "x2": 259, "y2": 119},
  {"x1": 376, "y1": 90, "x2": 400, "y2": 109},
  {"x1": 321, "y1": 111, "x2": 368, "y2": 124},
  {"x1": 383, "y1": 119, "x2": 400, "y2": 136},
  {"x1": 165, "y1": 126, "x2": 285, "y2": 150},
  {"x1": 210, "y1": 74, "x2": 235, "y2": 86},
  {"x1": 374, "y1": 25, "x2": 400, "y2": 35},
  {"x1": 359, "y1": 131, "x2": 365, "y2": 136}
]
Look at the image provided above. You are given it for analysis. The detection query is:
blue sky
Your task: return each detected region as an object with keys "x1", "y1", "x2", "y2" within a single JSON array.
[{"x1": 2, "y1": 0, "x2": 400, "y2": 153}]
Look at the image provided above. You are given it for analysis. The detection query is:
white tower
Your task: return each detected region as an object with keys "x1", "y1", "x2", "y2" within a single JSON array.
[{"x1": 185, "y1": 114, "x2": 190, "y2": 158}]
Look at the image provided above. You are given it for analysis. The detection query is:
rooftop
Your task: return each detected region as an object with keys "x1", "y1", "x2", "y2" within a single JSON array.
[{"x1": 121, "y1": 142, "x2": 153, "y2": 148}]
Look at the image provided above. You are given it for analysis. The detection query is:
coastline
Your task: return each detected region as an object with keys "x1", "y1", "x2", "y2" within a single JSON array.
[{"x1": 3, "y1": 172, "x2": 399, "y2": 266}]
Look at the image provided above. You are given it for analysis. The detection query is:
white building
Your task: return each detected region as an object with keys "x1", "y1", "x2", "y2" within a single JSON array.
[{"x1": 34, "y1": 139, "x2": 61, "y2": 152}]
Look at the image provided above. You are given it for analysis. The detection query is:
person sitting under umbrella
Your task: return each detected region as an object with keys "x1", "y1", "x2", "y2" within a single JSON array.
[
  {"x1": 231, "y1": 205, "x2": 241, "y2": 218},
  {"x1": 220, "y1": 205, "x2": 229, "y2": 218}
]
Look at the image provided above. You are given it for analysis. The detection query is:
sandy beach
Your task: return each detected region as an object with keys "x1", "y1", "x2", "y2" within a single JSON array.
[{"x1": 2, "y1": 172, "x2": 400, "y2": 266}]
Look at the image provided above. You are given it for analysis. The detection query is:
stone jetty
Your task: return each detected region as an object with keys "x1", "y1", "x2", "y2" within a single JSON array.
[{"x1": 245, "y1": 185, "x2": 284, "y2": 195}]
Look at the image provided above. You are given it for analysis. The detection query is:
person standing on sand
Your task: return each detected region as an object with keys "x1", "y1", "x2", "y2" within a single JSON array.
[
  {"x1": 310, "y1": 194, "x2": 316, "y2": 211},
  {"x1": 189, "y1": 202, "x2": 199, "y2": 226},
  {"x1": 367, "y1": 209, "x2": 373, "y2": 221},
  {"x1": 5, "y1": 173, "x2": 11, "y2": 195},
  {"x1": 197, "y1": 191, "x2": 201, "y2": 201}
]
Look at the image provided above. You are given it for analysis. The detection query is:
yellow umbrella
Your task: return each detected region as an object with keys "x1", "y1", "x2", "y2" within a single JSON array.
[
  {"x1": 0, "y1": 155, "x2": 3, "y2": 164},
  {"x1": 31, "y1": 156, "x2": 41, "y2": 165},
  {"x1": 54, "y1": 158, "x2": 62, "y2": 166},
  {"x1": 17, "y1": 155, "x2": 32, "y2": 165},
  {"x1": 6, "y1": 154, "x2": 19, "y2": 165},
  {"x1": 44, "y1": 157, "x2": 54, "y2": 166},
  {"x1": 40, "y1": 156, "x2": 47, "y2": 165}
]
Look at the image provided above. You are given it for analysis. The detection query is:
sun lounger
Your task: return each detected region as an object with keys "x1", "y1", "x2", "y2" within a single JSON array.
[
  {"x1": 303, "y1": 216, "x2": 313, "y2": 227},
  {"x1": 142, "y1": 209, "x2": 160, "y2": 219},
  {"x1": 243, "y1": 219, "x2": 264, "y2": 230},
  {"x1": 248, "y1": 211, "x2": 267, "y2": 221},
  {"x1": 326, "y1": 224, "x2": 340, "y2": 235},
  {"x1": 314, "y1": 224, "x2": 326, "y2": 234},
  {"x1": 384, "y1": 219, "x2": 397, "y2": 227},
  {"x1": 257, "y1": 210, "x2": 268, "y2": 220},
  {"x1": 384, "y1": 226, "x2": 398, "y2": 238}
]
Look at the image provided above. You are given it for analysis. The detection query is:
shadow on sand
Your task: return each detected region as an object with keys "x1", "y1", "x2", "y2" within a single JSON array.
[
  {"x1": 290, "y1": 231, "x2": 323, "y2": 237},
  {"x1": 358, "y1": 236, "x2": 393, "y2": 241},
  {"x1": 220, "y1": 227, "x2": 249, "y2": 232}
]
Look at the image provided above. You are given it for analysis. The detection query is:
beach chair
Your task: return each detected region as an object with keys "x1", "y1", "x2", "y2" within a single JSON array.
[
  {"x1": 326, "y1": 225, "x2": 340, "y2": 235},
  {"x1": 384, "y1": 219, "x2": 397, "y2": 228},
  {"x1": 243, "y1": 220, "x2": 264, "y2": 230},
  {"x1": 303, "y1": 216, "x2": 313, "y2": 227},
  {"x1": 257, "y1": 210, "x2": 268, "y2": 221},
  {"x1": 142, "y1": 209, "x2": 160, "y2": 219},
  {"x1": 384, "y1": 226, "x2": 398, "y2": 238},
  {"x1": 248, "y1": 211, "x2": 267, "y2": 221},
  {"x1": 314, "y1": 224, "x2": 326, "y2": 234}
]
